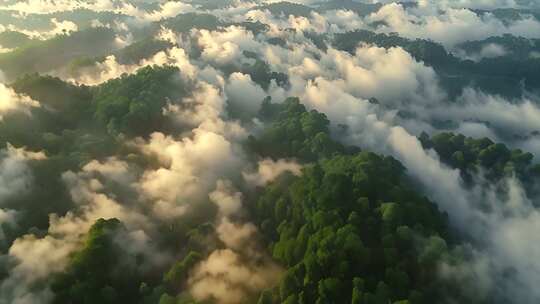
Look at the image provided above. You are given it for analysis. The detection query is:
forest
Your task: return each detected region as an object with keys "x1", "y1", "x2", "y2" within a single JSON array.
[{"x1": 0, "y1": 1, "x2": 539, "y2": 304}]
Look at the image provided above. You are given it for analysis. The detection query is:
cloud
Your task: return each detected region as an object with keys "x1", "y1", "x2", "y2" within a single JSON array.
[
  {"x1": 143, "y1": 1, "x2": 195, "y2": 22},
  {"x1": 0, "y1": 144, "x2": 45, "y2": 249},
  {"x1": 64, "y1": 46, "x2": 196, "y2": 85},
  {"x1": 456, "y1": 43, "x2": 508, "y2": 61},
  {"x1": 243, "y1": 158, "x2": 302, "y2": 187},
  {"x1": 0, "y1": 84, "x2": 40, "y2": 120},
  {"x1": 225, "y1": 72, "x2": 267, "y2": 116},
  {"x1": 0, "y1": 0, "x2": 194, "y2": 22},
  {"x1": 188, "y1": 248, "x2": 282, "y2": 304},
  {"x1": 164, "y1": 80, "x2": 249, "y2": 140},
  {"x1": 0, "y1": 209, "x2": 17, "y2": 241},
  {"x1": 188, "y1": 180, "x2": 282, "y2": 304},
  {"x1": 431, "y1": 89, "x2": 540, "y2": 136},
  {"x1": 194, "y1": 25, "x2": 263, "y2": 66},
  {"x1": 368, "y1": 3, "x2": 540, "y2": 47},
  {"x1": 0, "y1": 146, "x2": 58, "y2": 303},
  {"x1": 135, "y1": 129, "x2": 245, "y2": 216},
  {"x1": 0, "y1": 234, "x2": 71, "y2": 304},
  {"x1": 0, "y1": 0, "x2": 82, "y2": 15},
  {"x1": 324, "y1": 45, "x2": 445, "y2": 104},
  {"x1": 271, "y1": 32, "x2": 540, "y2": 303},
  {"x1": 415, "y1": 0, "x2": 540, "y2": 10},
  {"x1": 0, "y1": 157, "x2": 153, "y2": 303},
  {"x1": 0, "y1": 18, "x2": 78, "y2": 41},
  {"x1": 0, "y1": 144, "x2": 45, "y2": 203}
]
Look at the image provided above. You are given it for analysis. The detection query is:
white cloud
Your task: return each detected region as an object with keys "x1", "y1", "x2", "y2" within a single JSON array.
[
  {"x1": 188, "y1": 180, "x2": 282, "y2": 304},
  {"x1": 64, "y1": 46, "x2": 195, "y2": 85},
  {"x1": 188, "y1": 248, "x2": 282, "y2": 304},
  {"x1": 0, "y1": 0, "x2": 194, "y2": 22},
  {"x1": 135, "y1": 129, "x2": 245, "y2": 213},
  {"x1": 0, "y1": 84, "x2": 40, "y2": 120},
  {"x1": 195, "y1": 25, "x2": 262, "y2": 66},
  {"x1": 368, "y1": 3, "x2": 540, "y2": 47},
  {"x1": 0, "y1": 144, "x2": 45, "y2": 203},
  {"x1": 225, "y1": 72, "x2": 267, "y2": 116},
  {"x1": 0, "y1": 157, "x2": 153, "y2": 303},
  {"x1": 243, "y1": 158, "x2": 302, "y2": 187}
]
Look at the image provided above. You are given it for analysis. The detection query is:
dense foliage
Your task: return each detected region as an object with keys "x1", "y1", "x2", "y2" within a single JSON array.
[
  {"x1": 93, "y1": 65, "x2": 185, "y2": 136},
  {"x1": 248, "y1": 97, "x2": 350, "y2": 161},
  {"x1": 0, "y1": 31, "x2": 33, "y2": 49},
  {"x1": 419, "y1": 132, "x2": 539, "y2": 184},
  {"x1": 51, "y1": 219, "x2": 144, "y2": 304},
  {"x1": 254, "y1": 152, "x2": 453, "y2": 304},
  {"x1": 0, "y1": 28, "x2": 116, "y2": 80},
  {"x1": 2, "y1": 2, "x2": 540, "y2": 304},
  {"x1": 244, "y1": 101, "x2": 463, "y2": 304}
]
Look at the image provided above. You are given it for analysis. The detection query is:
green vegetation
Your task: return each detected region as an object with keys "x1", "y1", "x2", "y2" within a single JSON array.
[
  {"x1": 456, "y1": 34, "x2": 540, "y2": 61},
  {"x1": 0, "y1": 66, "x2": 188, "y2": 243},
  {"x1": 253, "y1": 152, "x2": 452, "y2": 304},
  {"x1": 0, "y1": 9, "x2": 129, "y2": 32},
  {"x1": 114, "y1": 39, "x2": 174, "y2": 65},
  {"x1": 248, "y1": 97, "x2": 350, "y2": 161},
  {"x1": 315, "y1": 1, "x2": 381, "y2": 16},
  {"x1": 0, "y1": 28, "x2": 116, "y2": 80},
  {"x1": 12, "y1": 74, "x2": 93, "y2": 127},
  {"x1": 51, "y1": 219, "x2": 144, "y2": 304},
  {"x1": 221, "y1": 51, "x2": 288, "y2": 91},
  {"x1": 0, "y1": 31, "x2": 33, "y2": 49},
  {"x1": 257, "y1": 2, "x2": 314, "y2": 18},
  {"x1": 419, "y1": 132, "x2": 539, "y2": 186},
  {"x1": 160, "y1": 13, "x2": 222, "y2": 33},
  {"x1": 2, "y1": 5, "x2": 540, "y2": 304},
  {"x1": 246, "y1": 100, "x2": 464, "y2": 304},
  {"x1": 93, "y1": 65, "x2": 185, "y2": 136}
]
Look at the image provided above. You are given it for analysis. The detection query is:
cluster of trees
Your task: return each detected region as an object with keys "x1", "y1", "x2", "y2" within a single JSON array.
[
  {"x1": 0, "y1": 28, "x2": 117, "y2": 80},
  {"x1": 0, "y1": 7, "x2": 127, "y2": 33},
  {"x1": 255, "y1": 1, "x2": 381, "y2": 18},
  {"x1": 253, "y1": 153, "x2": 454, "y2": 304},
  {"x1": 248, "y1": 97, "x2": 352, "y2": 161},
  {"x1": 333, "y1": 30, "x2": 455, "y2": 68},
  {"x1": 9, "y1": 84, "x2": 530, "y2": 304},
  {"x1": 0, "y1": 31, "x2": 34, "y2": 49},
  {"x1": 66, "y1": 38, "x2": 174, "y2": 78},
  {"x1": 160, "y1": 13, "x2": 222, "y2": 33},
  {"x1": 47, "y1": 217, "x2": 217, "y2": 304},
  {"x1": 456, "y1": 34, "x2": 540, "y2": 61},
  {"x1": 50, "y1": 217, "x2": 209, "y2": 304},
  {"x1": 419, "y1": 132, "x2": 540, "y2": 190},
  {"x1": 0, "y1": 65, "x2": 187, "y2": 250},
  {"x1": 12, "y1": 73, "x2": 93, "y2": 128},
  {"x1": 93, "y1": 65, "x2": 185, "y2": 136},
  {"x1": 51, "y1": 219, "x2": 145, "y2": 304},
  {"x1": 6, "y1": 64, "x2": 185, "y2": 151},
  {"x1": 221, "y1": 51, "x2": 288, "y2": 92},
  {"x1": 257, "y1": 2, "x2": 314, "y2": 18},
  {"x1": 474, "y1": 8, "x2": 540, "y2": 23},
  {"x1": 245, "y1": 100, "x2": 467, "y2": 304},
  {"x1": 113, "y1": 39, "x2": 174, "y2": 65}
]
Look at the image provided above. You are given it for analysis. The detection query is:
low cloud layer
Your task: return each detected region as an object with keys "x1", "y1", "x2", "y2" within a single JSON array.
[
  {"x1": 0, "y1": 84, "x2": 40, "y2": 120},
  {"x1": 188, "y1": 180, "x2": 282, "y2": 304}
]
